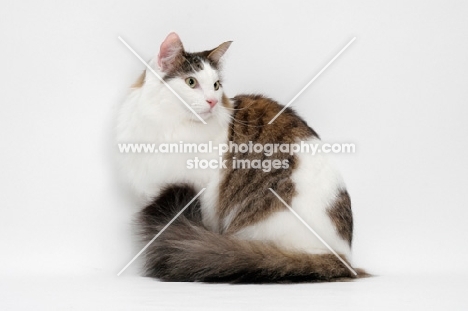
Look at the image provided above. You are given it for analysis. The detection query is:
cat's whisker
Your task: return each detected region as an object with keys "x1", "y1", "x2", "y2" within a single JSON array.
[
  {"x1": 222, "y1": 100, "x2": 257, "y2": 111},
  {"x1": 222, "y1": 106, "x2": 247, "y2": 111},
  {"x1": 225, "y1": 113, "x2": 269, "y2": 129}
]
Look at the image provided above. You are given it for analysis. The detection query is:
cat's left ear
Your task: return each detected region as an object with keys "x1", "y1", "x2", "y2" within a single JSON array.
[{"x1": 207, "y1": 41, "x2": 232, "y2": 65}]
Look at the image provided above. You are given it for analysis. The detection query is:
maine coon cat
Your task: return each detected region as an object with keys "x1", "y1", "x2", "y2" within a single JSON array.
[{"x1": 116, "y1": 32, "x2": 366, "y2": 282}]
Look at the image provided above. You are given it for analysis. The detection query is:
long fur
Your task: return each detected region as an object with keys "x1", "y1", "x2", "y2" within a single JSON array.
[{"x1": 138, "y1": 184, "x2": 366, "y2": 283}]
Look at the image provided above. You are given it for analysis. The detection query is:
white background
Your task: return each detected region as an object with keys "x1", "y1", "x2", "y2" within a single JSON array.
[{"x1": 1, "y1": 0, "x2": 467, "y2": 309}]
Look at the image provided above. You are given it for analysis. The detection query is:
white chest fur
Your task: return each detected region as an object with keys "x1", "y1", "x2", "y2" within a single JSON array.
[{"x1": 115, "y1": 83, "x2": 229, "y2": 231}]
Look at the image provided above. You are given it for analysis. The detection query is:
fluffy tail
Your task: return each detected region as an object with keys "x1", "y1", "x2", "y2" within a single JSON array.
[{"x1": 137, "y1": 185, "x2": 367, "y2": 283}]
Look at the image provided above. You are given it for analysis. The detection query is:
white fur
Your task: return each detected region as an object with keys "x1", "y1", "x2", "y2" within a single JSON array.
[
  {"x1": 233, "y1": 138, "x2": 352, "y2": 259},
  {"x1": 116, "y1": 59, "x2": 231, "y2": 231}
]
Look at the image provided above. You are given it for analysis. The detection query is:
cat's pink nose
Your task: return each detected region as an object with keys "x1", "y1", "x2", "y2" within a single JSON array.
[{"x1": 206, "y1": 98, "x2": 218, "y2": 108}]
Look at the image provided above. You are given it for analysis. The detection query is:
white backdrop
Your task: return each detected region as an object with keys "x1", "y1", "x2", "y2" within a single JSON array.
[{"x1": 1, "y1": 0, "x2": 467, "y2": 279}]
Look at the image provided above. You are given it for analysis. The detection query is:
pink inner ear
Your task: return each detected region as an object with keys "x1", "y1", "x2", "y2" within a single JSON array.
[
  {"x1": 158, "y1": 32, "x2": 183, "y2": 71},
  {"x1": 157, "y1": 53, "x2": 163, "y2": 69}
]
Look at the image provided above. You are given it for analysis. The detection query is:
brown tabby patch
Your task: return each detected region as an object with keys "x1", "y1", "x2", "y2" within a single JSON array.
[
  {"x1": 131, "y1": 70, "x2": 146, "y2": 88},
  {"x1": 327, "y1": 190, "x2": 353, "y2": 246},
  {"x1": 218, "y1": 94, "x2": 318, "y2": 233},
  {"x1": 163, "y1": 50, "x2": 221, "y2": 81}
]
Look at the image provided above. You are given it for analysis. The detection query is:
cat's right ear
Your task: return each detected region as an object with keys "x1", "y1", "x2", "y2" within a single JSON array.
[{"x1": 157, "y1": 32, "x2": 184, "y2": 72}]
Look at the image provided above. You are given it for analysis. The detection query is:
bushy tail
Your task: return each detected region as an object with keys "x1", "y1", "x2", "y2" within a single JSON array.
[{"x1": 137, "y1": 185, "x2": 367, "y2": 283}]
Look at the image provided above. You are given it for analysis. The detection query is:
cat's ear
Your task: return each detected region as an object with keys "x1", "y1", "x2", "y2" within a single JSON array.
[
  {"x1": 157, "y1": 32, "x2": 184, "y2": 71},
  {"x1": 207, "y1": 41, "x2": 232, "y2": 65}
]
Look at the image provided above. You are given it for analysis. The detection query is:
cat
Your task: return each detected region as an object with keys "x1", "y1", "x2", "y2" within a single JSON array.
[{"x1": 116, "y1": 32, "x2": 366, "y2": 282}]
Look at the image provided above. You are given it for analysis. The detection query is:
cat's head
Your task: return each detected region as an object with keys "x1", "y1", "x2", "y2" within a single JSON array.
[{"x1": 150, "y1": 32, "x2": 232, "y2": 123}]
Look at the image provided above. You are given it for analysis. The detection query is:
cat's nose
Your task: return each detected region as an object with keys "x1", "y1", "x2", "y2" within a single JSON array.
[{"x1": 206, "y1": 98, "x2": 218, "y2": 108}]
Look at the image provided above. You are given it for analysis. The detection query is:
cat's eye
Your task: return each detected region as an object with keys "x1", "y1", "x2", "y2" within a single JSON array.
[
  {"x1": 214, "y1": 81, "x2": 220, "y2": 91},
  {"x1": 185, "y1": 77, "x2": 198, "y2": 88}
]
